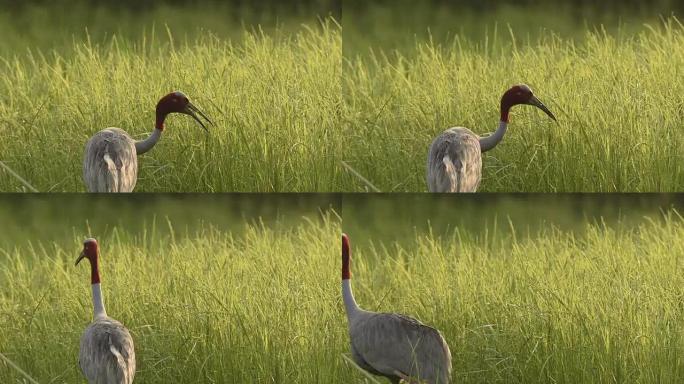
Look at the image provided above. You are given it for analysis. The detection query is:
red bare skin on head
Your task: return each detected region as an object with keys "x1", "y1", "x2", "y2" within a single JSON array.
[
  {"x1": 155, "y1": 92, "x2": 190, "y2": 130},
  {"x1": 500, "y1": 85, "x2": 534, "y2": 123},
  {"x1": 83, "y1": 240, "x2": 101, "y2": 284},
  {"x1": 342, "y1": 234, "x2": 351, "y2": 280}
]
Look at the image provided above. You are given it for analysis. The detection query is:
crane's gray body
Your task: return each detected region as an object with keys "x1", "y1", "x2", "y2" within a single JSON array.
[
  {"x1": 79, "y1": 316, "x2": 136, "y2": 384},
  {"x1": 81, "y1": 91, "x2": 211, "y2": 193},
  {"x1": 83, "y1": 128, "x2": 138, "y2": 193},
  {"x1": 343, "y1": 275, "x2": 452, "y2": 384},
  {"x1": 426, "y1": 84, "x2": 556, "y2": 193},
  {"x1": 427, "y1": 127, "x2": 482, "y2": 192},
  {"x1": 348, "y1": 310, "x2": 452, "y2": 383}
]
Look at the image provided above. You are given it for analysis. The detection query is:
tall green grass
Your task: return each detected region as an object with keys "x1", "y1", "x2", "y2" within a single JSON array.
[
  {"x1": 4, "y1": 208, "x2": 684, "y2": 382},
  {"x1": 342, "y1": 18, "x2": 684, "y2": 191},
  {"x1": 0, "y1": 19, "x2": 341, "y2": 192},
  {"x1": 355, "y1": 215, "x2": 684, "y2": 383},
  {"x1": 348, "y1": 212, "x2": 684, "y2": 383},
  {"x1": 0, "y1": 212, "x2": 342, "y2": 383}
]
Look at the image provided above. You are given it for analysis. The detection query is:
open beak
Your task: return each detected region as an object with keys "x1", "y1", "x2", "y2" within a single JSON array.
[
  {"x1": 75, "y1": 250, "x2": 86, "y2": 266},
  {"x1": 527, "y1": 95, "x2": 557, "y2": 121},
  {"x1": 183, "y1": 102, "x2": 213, "y2": 132}
]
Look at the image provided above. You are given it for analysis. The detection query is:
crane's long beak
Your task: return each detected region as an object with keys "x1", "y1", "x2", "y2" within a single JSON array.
[
  {"x1": 75, "y1": 250, "x2": 86, "y2": 266},
  {"x1": 527, "y1": 95, "x2": 557, "y2": 121},
  {"x1": 183, "y1": 102, "x2": 213, "y2": 132}
]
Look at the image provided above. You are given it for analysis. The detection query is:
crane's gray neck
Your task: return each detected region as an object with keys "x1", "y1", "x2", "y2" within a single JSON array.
[
  {"x1": 479, "y1": 121, "x2": 508, "y2": 153},
  {"x1": 135, "y1": 128, "x2": 162, "y2": 155},
  {"x1": 91, "y1": 283, "x2": 107, "y2": 319},
  {"x1": 342, "y1": 280, "x2": 361, "y2": 320}
]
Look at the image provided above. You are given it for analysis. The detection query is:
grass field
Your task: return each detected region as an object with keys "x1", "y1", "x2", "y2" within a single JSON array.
[
  {"x1": 3, "y1": 195, "x2": 684, "y2": 383},
  {"x1": 0, "y1": 196, "x2": 344, "y2": 383},
  {"x1": 0, "y1": 4, "x2": 341, "y2": 192},
  {"x1": 2, "y1": 3, "x2": 682, "y2": 192},
  {"x1": 341, "y1": 211, "x2": 684, "y2": 383},
  {"x1": 342, "y1": 13, "x2": 684, "y2": 192}
]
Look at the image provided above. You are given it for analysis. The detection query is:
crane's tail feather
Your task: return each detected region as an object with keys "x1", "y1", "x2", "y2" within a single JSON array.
[
  {"x1": 101, "y1": 153, "x2": 121, "y2": 192},
  {"x1": 442, "y1": 155, "x2": 460, "y2": 192},
  {"x1": 109, "y1": 344, "x2": 133, "y2": 383},
  {"x1": 102, "y1": 153, "x2": 116, "y2": 171}
]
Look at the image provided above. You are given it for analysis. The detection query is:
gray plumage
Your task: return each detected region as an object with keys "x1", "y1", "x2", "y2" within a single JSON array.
[
  {"x1": 81, "y1": 91, "x2": 212, "y2": 193},
  {"x1": 79, "y1": 317, "x2": 136, "y2": 384},
  {"x1": 426, "y1": 84, "x2": 557, "y2": 193},
  {"x1": 83, "y1": 128, "x2": 139, "y2": 193},
  {"x1": 342, "y1": 234, "x2": 452, "y2": 384},
  {"x1": 426, "y1": 127, "x2": 483, "y2": 192},
  {"x1": 348, "y1": 311, "x2": 452, "y2": 384},
  {"x1": 77, "y1": 238, "x2": 135, "y2": 383}
]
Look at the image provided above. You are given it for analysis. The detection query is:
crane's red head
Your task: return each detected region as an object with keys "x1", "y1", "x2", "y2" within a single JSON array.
[
  {"x1": 500, "y1": 84, "x2": 556, "y2": 123},
  {"x1": 342, "y1": 233, "x2": 351, "y2": 280},
  {"x1": 76, "y1": 238, "x2": 100, "y2": 284},
  {"x1": 155, "y1": 91, "x2": 213, "y2": 132}
]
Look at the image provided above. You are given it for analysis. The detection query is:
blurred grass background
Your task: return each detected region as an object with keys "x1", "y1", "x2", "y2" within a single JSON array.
[
  {"x1": 0, "y1": 0, "x2": 339, "y2": 56},
  {"x1": 343, "y1": 0, "x2": 681, "y2": 55},
  {"x1": 0, "y1": 194, "x2": 340, "y2": 252},
  {"x1": 343, "y1": 194, "x2": 684, "y2": 249}
]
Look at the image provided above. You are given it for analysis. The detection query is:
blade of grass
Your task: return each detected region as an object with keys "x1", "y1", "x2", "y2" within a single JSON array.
[
  {"x1": 341, "y1": 354, "x2": 382, "y2": 384},
  {"x1": 340, "y1": 161, "x2": 381, "y2": 192},
  {"x1": 0, "y1": 161, "x2": 38, "y2": 192},
  {"x1": 0, "y1": 352, "x2": 40, "y2": 384}
]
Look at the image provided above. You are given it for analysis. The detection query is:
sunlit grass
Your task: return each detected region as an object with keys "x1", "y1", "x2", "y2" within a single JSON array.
[
  {"x1": 0, "y1": 19, "x2": 341, "y2": 192},
  {"x1": 344, "y1": 210, "x2": 684, "y2": 383},
  {"x1": 0, "y1": 212, "x2": 344, "y2": 383},
  {"x1": 3, "y1": 207, "x2": 684, "y2": 382},
  {"x1": 342, "y1": 18, "x2": 684, "y2": 192}
]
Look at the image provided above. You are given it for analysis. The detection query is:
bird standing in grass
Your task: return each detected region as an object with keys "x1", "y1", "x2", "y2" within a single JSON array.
[
  {"x1": 427, "y1": 84, "x2": 556, "y2": 192},
  {"x1": 83, "y1": 91, "x2": 212, "y2": 192},
  {"x1": 76, "y1": 238, "x2": 135, "y2": 384},
  {"x1": 341, "y1": 234, "x2": 452, "y2": 384}
]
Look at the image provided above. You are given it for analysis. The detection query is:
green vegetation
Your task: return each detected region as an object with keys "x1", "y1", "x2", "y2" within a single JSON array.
[
  {"x1": 0, "y1": 197, "x2": 343, "y2": 383},
  {"x1": 343, "y1": 195, "x2": 684, "y2": 383},
  {"x1": 0, "y1": 194, "x2": 340, "y2": 250},
  {"x1": 342, "y1": 194, "x2": 684, "y2": 248},
  {"x1": 0, "y1": 1, "x2": 335, "y2": 55},
  {"x1": 0, "y1": 3, "x2": 341, "y2": 192},
  {"x1": 342, "y1": 5, "x2": 684, "y2": 192},
  {"x1": 343, "y1": 2, "x2": 680, "y2": 55},
  {"x1": 342, "y1": 211, "x2": 684, "y2": 383},
  {"x1": 4, "y1": 197, "x2": 684, "y2": 383},
  {"x1": 1, "y1": 1, "x2": 682, "y2": 192}
]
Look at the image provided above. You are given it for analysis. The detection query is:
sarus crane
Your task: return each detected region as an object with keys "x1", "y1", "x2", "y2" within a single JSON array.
[
  {"x1": 341, "y1": 234, "x2": 452, "y2": 384},
  {"x1": 76, "y1": 238, "x2": 135, "y2": 384},
  {"x1": 426, "y1": 84, "x2": 556, "y2": 192},
  {"x1": 83, "y1": 91, "x2": 212, "y2": 192}
]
